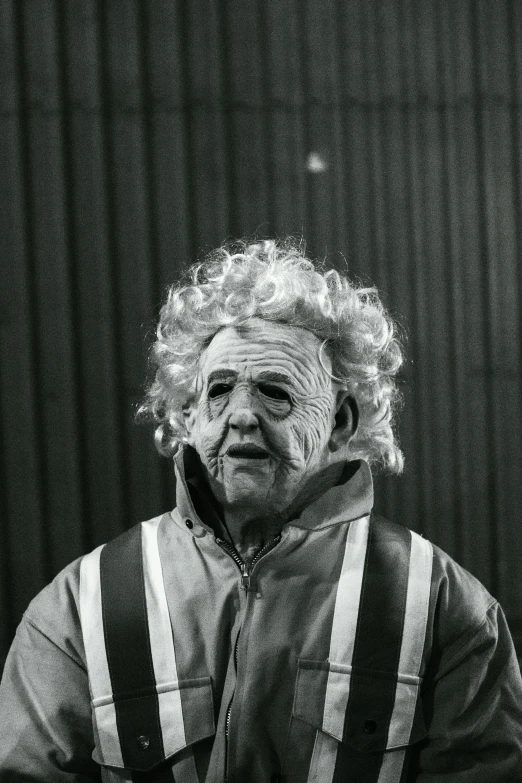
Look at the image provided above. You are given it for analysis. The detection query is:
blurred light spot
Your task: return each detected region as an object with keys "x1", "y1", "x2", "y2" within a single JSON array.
[{"x1": 306, "y1": 151, "x2": 328, "y2": 173}]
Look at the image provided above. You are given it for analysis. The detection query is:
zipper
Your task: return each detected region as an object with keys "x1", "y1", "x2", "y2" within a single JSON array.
[
  {"x1": 217, "y1": 533, "x2": 282, "y2": 782},
  {"x1": 216, "y1": 534, "x2": 282, "y2": 591}
]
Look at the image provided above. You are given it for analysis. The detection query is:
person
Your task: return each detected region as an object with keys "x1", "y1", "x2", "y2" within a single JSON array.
[{"x1": 1, "y1": 239, "x2": 521, "y2": 783}]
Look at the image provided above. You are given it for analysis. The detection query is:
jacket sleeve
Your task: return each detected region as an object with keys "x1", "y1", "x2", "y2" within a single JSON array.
[
  {"x1": 0, "y1": 615, "x2": 100, "y2": 781},
  {"x1": 412, "y1": 600, "x2": 522, "y2": 782},
  {"x1": 0, "y1": 558, "x2": 101, "y2": 782}
]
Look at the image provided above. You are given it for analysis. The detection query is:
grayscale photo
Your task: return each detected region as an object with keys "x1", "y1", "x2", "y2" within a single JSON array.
[{"x1": 1, "y1": 2, "x2": 521, "y2": 781}]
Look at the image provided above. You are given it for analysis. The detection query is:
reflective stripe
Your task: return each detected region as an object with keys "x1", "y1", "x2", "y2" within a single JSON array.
[
  {"x1": 142, "y1": 518, "x2": 186, "y2": 753},
  {"x1": 397, "y1": 532, "x2": 433, "y2": 676},
  {"x1": 377, "y1": 748, "x2": 407, "y2": 783},
  {"x1": 307, "y1": 516, "x2": 370, "y2": 782},
  {"x1": 309, "y1": 523, "x2": 432, "y2": 783},
  {"x1": 383, "y1": 677, "x2": 420, "y2": 749},
  {"x1": 376, "y1": 531, "x2": 433, "y2": 783},
  {"x1": 79, "y1": 545, "x2": 124, "y2": 768},
  {"x1": 141, "y1": 519, "x2": 199, "y2": 781},
  {"x1": 323, "y1": 515, "x2": 370, "y2": 738},
  {"x1": 308, "y1": 730, "x2": 340, "y2": 783},
  {"x1": 385, "y1": 532, "x2": 432, "y2": 751}
]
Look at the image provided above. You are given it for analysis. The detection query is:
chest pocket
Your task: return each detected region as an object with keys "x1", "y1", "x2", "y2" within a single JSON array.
[
  {"x1": 292, "y1": 660, "x2": 427, "y2": 781},
  {"x1": 92, "y1": 676, "x2": 215, "y2": 774}
]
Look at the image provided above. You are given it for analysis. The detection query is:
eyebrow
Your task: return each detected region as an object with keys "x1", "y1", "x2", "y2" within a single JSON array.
[
  {"x1": 206, "y1": 369, "x2": 293, "y2": 385},
  {"x1": 254, "y1": 371, "x2": 292, "y2": 385},
  {"x1": 207, "y1": 369, "x2": 238, "y2": 384}
]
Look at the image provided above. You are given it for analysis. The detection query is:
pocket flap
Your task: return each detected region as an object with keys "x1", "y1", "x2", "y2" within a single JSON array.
[
  {"x1": 92, "y1": 676, "x2": 215, "y2": 771},
  {"x1": 293, "y1": 660, "x2": 426, "y2": 753}
]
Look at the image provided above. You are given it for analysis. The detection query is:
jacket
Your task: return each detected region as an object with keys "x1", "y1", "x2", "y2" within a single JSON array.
[{"x1": 1, "y1": 447, "x2": 522, "y2": 782}]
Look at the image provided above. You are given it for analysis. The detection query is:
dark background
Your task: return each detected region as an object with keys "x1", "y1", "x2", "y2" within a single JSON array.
[{"x1": 1, "y1": 0, "x2": 521, "y2": 668}]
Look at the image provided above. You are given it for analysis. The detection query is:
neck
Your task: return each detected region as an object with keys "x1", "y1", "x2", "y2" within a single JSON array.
[
  {"x1": 221, "y1": 461, "x2": 347, "y2": 562},
  {"x1": 223, "y1": 509, "x2": 285, "y2": 562}
]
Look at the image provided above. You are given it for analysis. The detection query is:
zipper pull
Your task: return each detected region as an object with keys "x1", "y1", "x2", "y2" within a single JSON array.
[{"x1": 241, "y1": 562, "x2": 251, "y2": 591}]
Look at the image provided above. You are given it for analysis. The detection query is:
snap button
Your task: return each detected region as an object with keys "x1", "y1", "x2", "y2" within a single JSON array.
[
  {"x1": 363, "y1": 719, "x2": 377, "y2": 734},
  {"x1": 185, "y1": 519, "x2": 193, "y2": 529},
  {"x1": 136, "y1": 734, "x2": 150, "y2": 749}
]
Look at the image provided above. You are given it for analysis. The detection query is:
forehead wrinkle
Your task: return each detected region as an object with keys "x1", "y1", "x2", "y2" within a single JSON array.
[
  {"x1": 269, "y1": 354, "x2": 331, "y2": 395},
  {"x1": 212, "y1": 355, "x2": 323, "y2": 393},
  {"x1": 199, "y1": 324, "x2": 331, "y2": 394}
]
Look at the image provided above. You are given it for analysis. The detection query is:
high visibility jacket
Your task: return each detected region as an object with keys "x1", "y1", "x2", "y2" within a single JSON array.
[{"x1": 1, "y1": 448, "x2": 522, "y2": 782}]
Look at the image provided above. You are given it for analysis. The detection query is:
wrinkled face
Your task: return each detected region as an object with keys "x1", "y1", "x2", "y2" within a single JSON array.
[{"x1": 185, "y1": 319, "x2": 350, "y2": 517}]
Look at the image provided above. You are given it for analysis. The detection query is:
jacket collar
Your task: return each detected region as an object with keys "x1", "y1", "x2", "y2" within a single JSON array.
[
  {"x1": 173, "y1": 445, "x2": 374, "y2": 534},
  {"x1": 291, "y1": 458, "x2": 374, "y2": 529}
]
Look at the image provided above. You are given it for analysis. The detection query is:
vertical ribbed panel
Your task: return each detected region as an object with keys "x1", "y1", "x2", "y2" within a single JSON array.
[
  {"x1": 0, "y1": 0, "x2": 47, "y2": 653},
  {"x1": 62, "y1": 0, "x2": 126, "y2": 549},
  {"x1": 18, "y1": 1, "x2": 85, "y2": 576},
  {"x1": 1, "y1": 0, "x2": 521, "y2": 663}
]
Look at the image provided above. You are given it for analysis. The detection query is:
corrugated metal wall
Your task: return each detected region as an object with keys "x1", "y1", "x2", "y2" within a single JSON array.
[{"x1": 1, "y1": 0, "x2": 521, "y2": 664}]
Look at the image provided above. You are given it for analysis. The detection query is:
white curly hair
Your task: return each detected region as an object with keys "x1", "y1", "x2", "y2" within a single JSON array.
[{"x1": 138, "y1": 239, "x2": 405, "y2": 473}]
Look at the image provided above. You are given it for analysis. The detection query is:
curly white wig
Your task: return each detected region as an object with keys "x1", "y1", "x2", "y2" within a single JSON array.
[{"x1": 138, "y1": 239, "x2": 405, "y2": 473}]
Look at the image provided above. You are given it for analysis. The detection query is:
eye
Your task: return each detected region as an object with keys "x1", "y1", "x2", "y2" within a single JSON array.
[
  {"x1": 258, "y1": 384, "x2": 291, "y2": 402},
  {"x1": 208, "y1": 383, "x2": 233, "y2": 399}
]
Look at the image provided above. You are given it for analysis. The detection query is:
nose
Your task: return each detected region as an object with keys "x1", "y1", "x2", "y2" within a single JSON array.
[
  {"x1": 229, "y1": 408, "x2": 259, "y2": 432},
  {"x1": 228, "y1": 387, "x2": 259, "y2": 433}
]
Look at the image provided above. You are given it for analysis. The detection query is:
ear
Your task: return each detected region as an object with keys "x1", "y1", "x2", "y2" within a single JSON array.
[
  {"x1": 182, "y1": 403, "x2": 197, "y2": 447},
  {"x1": 329, "y1": 391, "x2": 359, "y2": 452}
]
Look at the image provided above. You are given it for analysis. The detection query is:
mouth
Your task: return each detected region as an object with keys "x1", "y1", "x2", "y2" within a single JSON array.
[{"x1": 225, "y1": 444, "x2": 270, "y2": 459}]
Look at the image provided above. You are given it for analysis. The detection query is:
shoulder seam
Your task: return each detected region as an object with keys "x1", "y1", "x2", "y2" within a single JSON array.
[
  {"x1": 23, "y1": 613, "x2": 87, "y2": 672},
  {"x1": 432, "y1": 597, "x2": 498, "y2": 681}
]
